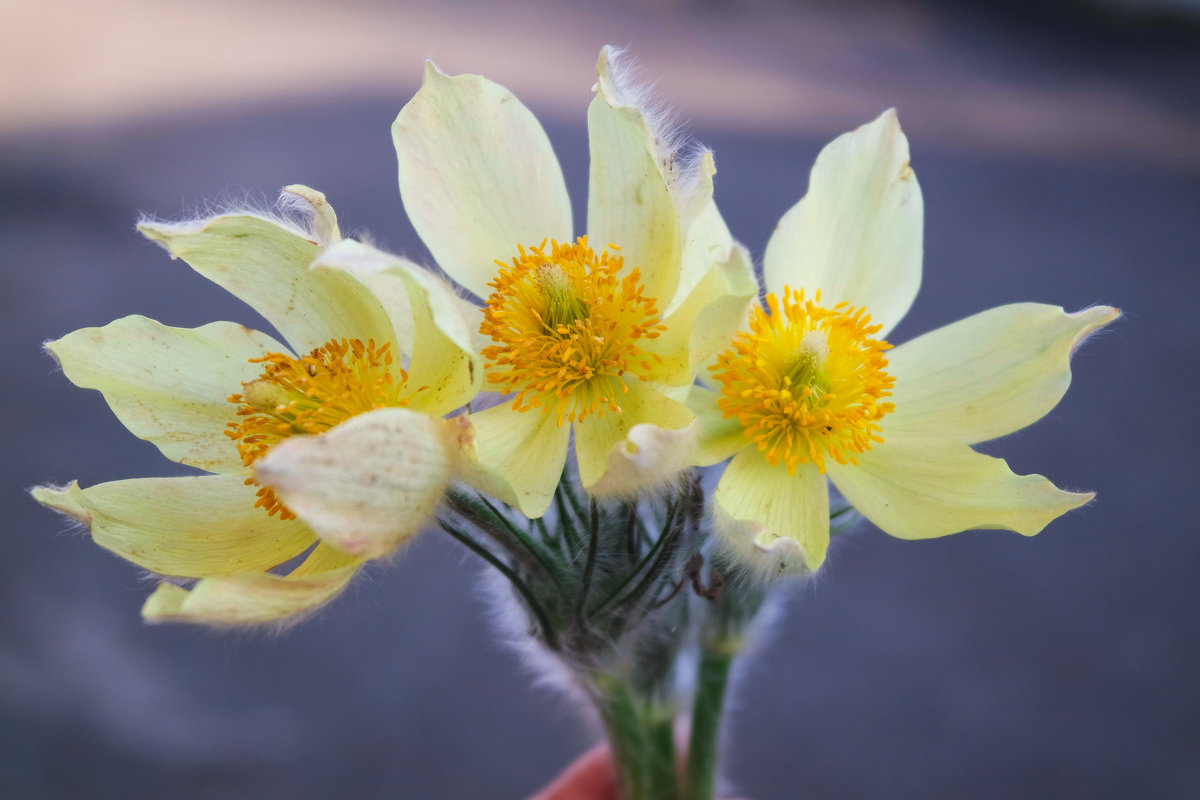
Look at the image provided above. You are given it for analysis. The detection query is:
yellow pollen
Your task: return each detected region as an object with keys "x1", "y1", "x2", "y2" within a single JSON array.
[
  {"x1": 226, "y1": 338, "x2": 414, "y2": 519},
  {"x1": 710, "y1": 287, "x2": 895, "y2": 475},
  {"x1": 480, "y1": 236, "x2": 665, "y2": 425}
]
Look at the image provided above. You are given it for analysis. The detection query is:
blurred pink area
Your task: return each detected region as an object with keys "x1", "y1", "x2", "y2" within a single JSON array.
[{"x1": 3, "y1": 0, "x2": 1198, "y2": 168}]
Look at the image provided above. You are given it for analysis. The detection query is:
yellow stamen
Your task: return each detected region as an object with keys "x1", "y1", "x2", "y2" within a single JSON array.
[
  {"x1": 711, "y1": 288, "x2": 895, "y2": 475},
  {"x1": 226, "y1": 338, "x2": 413, "y2": 519},
  {"x1": 480, "y1": 236, "x2": 665, "y2": 425}
]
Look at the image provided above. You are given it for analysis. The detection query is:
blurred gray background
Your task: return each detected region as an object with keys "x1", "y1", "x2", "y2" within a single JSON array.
[{"x1": 2, "y1": 0, "x2": 1198, "y2": 797}]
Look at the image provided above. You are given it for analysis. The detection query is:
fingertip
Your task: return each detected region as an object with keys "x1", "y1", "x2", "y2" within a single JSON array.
[{"x1": 529, "y1": 745, "x2": 618, "y2": 800}]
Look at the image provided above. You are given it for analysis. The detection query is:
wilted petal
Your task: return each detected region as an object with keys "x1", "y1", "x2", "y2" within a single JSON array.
[
  {"x1": 713, "y1": 449, "x2": 828, "y2": 575},
  {"x1": 885, "y1": 304, "x2": 1120, "y2": 444},
  {"x1": 827, "y1": 437, "x2": 1093, "y2": 540},
  {"x1": 46, "y1": 315, "x2": 282, "y2": 474},
  {"x1": 763, "y1": 110, "x2": 922, "y2": 338},
  {"x1": 587, "y1": 47, "x2": 682, "y2": 307},
  {"x1": 142, "y1": 544, "x2": 361, "y2": 627},
  {"x1": 31, "y1": 476, "x2": 316, "y2": 577},
  {"x1": 394, "y1": 62, "x2": 572, "y2": 300},
  {"x1": 254, "y1": 408, "x2": 462, "y2": 559}
]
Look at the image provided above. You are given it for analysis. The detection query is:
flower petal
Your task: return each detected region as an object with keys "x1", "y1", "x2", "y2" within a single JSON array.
[
  {"x1": 686, "y1": 384, "x2": 750, "y2": 467},
  {"x1": 885, "y1": 304, "x2": 1120, "y2": 444},
  {"x1": 586, "y1": 419, "x2": 699, "y2": 499},
  {"x1": 279, "y1": 184, "x2": 341, "y2": 247},
  {"x1": 141, "y1": 544, "x2": 361, "y2": 627},
  {"x1": 713, "y1": 449, "x2": 828, "y2": 575},
  {"x1": 587, "y1": 47, "x2": 683, "y2": 308},
  {"x1": 641, "y1": 243, "x2": 757, "y2": 386},
  {"x1": 826, "y1": 437, "x2": 1093, "y2": 540},
  {"x1": 394, "y1": 62, "x2": 572, "y2": 301},
  {"x1": 46, "y1": 315, "x2": 282, "y2": 474},
  {"x1": 139, "y1": 193, "x2": 394, "y2": 353},
  {"x1": 254, "y1": 408, "x2": 462, "y2": 559},
  {"x1": 31, "y1": 476, "x2": 316, "y2": 577},
  {"x1": 574, "y1": 380, "x2": 694, "y2": 492},
  {"x1": 462, "y1": 402, "x2": 572, "y2": 517},
  {"x1": 312, "y1": 240, "x2": 483, "y2": 416},
  {"x1": 670, "y1": 149, "x2": 736, "y2": 316},
  {"x1": 763, "y1": 110, "x2": 922, "y2": 337}
]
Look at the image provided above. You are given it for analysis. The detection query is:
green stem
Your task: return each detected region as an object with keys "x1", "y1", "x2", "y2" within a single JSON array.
[
  {"x1": 594, "y1": 678, "x2": 650, "y2": 800},
  {"x1": 683, "y1": 554, "x2": 766, "y2": 800},
  {"x1": 684, "y1": 646, "x2": 733, "y2": 800},
  {"x1": 593, "y1": 676, "x2": 678, "y2": 800},
  {"x1": 644, "y1": 706, "x2": 679, "y2": 800}
]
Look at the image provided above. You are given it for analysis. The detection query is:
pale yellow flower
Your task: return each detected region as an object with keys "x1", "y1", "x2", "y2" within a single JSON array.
[
  {"x1": 392, "y1": 47, "x2": 757, "y2": 516},
  {"x1": 33, "y1": 187, "x2": 482, "y2": 624},
  {"x1": 691, "y1": 112, "x2": 1119, "y2": 576}
]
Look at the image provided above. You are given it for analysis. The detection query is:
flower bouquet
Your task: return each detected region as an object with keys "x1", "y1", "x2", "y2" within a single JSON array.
[{"x1": 33, "y1": 47, "x2": 1116, "y2": 800}]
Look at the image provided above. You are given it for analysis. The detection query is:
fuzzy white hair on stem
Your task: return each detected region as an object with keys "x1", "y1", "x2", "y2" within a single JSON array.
[{"x1": 475, "y1": 561, "x2": 592, "y2": 704}]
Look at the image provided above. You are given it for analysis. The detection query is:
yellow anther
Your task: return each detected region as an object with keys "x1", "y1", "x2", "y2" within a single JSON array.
[
  {"x1": 711, "y1": 287, "x2": 895, "y2": 474},
  {"x1": 481, "y1": 236, "x2": 664, "y2": 424},
  {"x1": 227, "y1": 338, "x2": 413, "y2": 519}
]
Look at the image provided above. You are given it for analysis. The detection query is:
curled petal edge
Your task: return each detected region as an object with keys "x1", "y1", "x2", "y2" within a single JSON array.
[{"x1": 588, "y1": 418, "x2": 700, "y2": 500}]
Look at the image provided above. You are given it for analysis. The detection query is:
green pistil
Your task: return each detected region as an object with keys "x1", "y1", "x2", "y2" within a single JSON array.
[
  {"x1": 782, "y1": 330, "x2": 830, "y2": 396},
  {"x1": 537, "y1": 263, "x2": 589, "y2": 330}
]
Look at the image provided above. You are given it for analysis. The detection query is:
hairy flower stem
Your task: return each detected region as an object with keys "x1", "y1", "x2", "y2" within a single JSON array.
[
  {"x1": 594, "y1": 679, "x2": 649, "y2": 799},
  {"x1": 591, "y1": 674, "x2": 678, "y2": 800},
  {"x1": 645, "y1": 709, "x2": 678, "y2": 800},
  {"x1": 684, "y1": 556, "x2": 770, "y2": 800},
  {"x1": 684, "y1": 647, "x2": 732, "y2": 800},
  {"x1": 437, "y1": 519, "x2": 562, "y2": 651},
  {"x1": 443, "y1": 477, "x2": 703, "y2": 797}
]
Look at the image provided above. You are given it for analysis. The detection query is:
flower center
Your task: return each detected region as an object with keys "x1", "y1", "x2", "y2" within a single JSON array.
[
  {"x1": 711, "y1": 288, "x2": 895, "y2": 474},
  {"x1": 480, "y1": 236, "x2": 665, "y2": 424},
  {"x1": 226, "y1": 338, "x2": 412, "y2": 519}
]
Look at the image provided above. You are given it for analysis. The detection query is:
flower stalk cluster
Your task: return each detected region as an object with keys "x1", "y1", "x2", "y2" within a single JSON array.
[
  {"x1": 441, "y1": 470, "x2": 698, "y2": 654},
  {"x1": 33, "y1": 46, "x2": 1117, "y2": 800}
]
